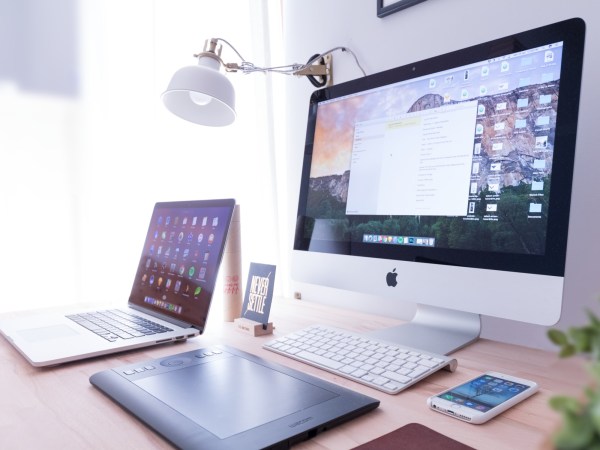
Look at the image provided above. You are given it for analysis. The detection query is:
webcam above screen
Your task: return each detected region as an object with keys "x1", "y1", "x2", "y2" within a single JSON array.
[{"x1": 292, "y1": 18, "x2": 586, "y2": 355}]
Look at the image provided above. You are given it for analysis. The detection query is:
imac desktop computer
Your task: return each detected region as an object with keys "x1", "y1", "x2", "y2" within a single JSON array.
[{"x1": 291, "y1": 18, "x2": 586, "y2": 356}]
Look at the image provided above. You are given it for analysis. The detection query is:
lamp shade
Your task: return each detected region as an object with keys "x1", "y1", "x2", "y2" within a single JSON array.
[{"x1": 161, "y1": 56, "x2": 236, "y2": 126}]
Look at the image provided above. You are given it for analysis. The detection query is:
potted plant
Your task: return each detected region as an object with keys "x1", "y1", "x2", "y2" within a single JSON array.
[{"x1": 547, "y1": 309, "x2": 600, "y2": 449}]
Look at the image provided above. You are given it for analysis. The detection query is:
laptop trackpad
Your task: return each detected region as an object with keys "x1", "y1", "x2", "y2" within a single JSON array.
[
  {"x1": 18, "y1": 325, "x2": 80, "y2": 342},
  {"x1": 134, "y1": 355, "x2": 338, "y2": 439}
]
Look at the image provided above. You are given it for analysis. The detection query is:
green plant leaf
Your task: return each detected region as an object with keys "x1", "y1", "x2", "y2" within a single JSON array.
[
  {"x1": 552, "y1": 411, "x2": 595, "y2": 450},
  {"x1": 590, "y1": 400, "x2": 600, "y2": 435},
  {"x1": 588, "y1": 363, "x2": 600, "y2": 382},
  {"x1": 592, "y1": 336, "x2": 600, "y2": 360},
  {"x1": 559, "y1": 344, "x2": 577, "y2": 358},
  {"x1": 550, "y1": 396, "x2": 583, "y2": 414},
  {"x1": 549, "y1": 329, "x2": 570, "y2": 346},
  {"x1": 587, "y1": 309, "x2": 600, "y2": 328},
  {"x1": 570, "y1": 327, "x2": 592, "y2": 353},
  {"x1": 549, "y1": 300, "x2": 600, "y2": 449},
  {"x1": 585, "y1": 386, "x2": 597, "y2": 401}
]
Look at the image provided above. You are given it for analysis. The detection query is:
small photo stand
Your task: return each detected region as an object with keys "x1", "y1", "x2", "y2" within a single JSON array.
[
  {"x1": 234, "y1": 317, "x2": 274, "y2": 336},
  {"x1": 234, "y1": 263, "x2": 276, "y2": 336}
]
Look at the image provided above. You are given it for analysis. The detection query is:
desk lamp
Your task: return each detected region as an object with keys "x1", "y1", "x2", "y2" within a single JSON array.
[
  {"x1": 161, "y1": 37, "x2": 365, "y2": 126},
  {"x1": 161, "y1": 37, "x2": 364, "y2": 322}
]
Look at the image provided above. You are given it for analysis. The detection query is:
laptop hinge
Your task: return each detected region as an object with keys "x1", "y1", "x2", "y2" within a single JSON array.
[{"x1": 128, "y1": 303, "x2": 198, "y2": 330}]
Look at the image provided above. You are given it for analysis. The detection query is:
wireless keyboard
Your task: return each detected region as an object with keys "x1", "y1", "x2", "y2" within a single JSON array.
[{"x1": 263, "y1": 324, "x2": 457, "y2": 394}]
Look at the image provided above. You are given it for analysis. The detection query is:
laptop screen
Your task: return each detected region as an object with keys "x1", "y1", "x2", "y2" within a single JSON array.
[{"x1": 128, "y1": 199, "x2": 235, "y2": 328}]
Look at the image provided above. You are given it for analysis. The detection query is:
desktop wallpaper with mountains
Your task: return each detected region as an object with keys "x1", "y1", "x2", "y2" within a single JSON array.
[{"x1": 302, "y1": 79, "x2": 558, "y2": 256}]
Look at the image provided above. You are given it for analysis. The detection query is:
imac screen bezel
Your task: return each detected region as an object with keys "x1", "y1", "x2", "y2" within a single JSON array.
[{"x1": 294, "y1": 18, "x2": 585, "y2": 278}]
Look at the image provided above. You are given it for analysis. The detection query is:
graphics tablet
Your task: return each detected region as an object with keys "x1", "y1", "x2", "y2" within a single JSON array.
[{"x1": 90, "y1": 345, "x2": 379, "y2": 449}]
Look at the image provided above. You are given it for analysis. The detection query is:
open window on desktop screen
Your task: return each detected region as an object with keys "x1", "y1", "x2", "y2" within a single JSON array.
[{"x1": 293, "y1": 18, "x2": 585, "y2": 355}]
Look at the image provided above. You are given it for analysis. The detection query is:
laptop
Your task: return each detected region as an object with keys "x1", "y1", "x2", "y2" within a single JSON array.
[
  {"x1": 0, "y1": 198, "x2": 236, "y2": 367},
  {"x1": 90, "y1": 345, "x2": 380, "y2": 449}
]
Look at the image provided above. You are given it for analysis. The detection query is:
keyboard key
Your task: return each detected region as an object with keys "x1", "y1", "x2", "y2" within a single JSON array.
[
  {"x1": 382, "y1": 371, "x2": 411, "y2": 384},
  {"x1": 385, "y1": 383, "x2": 402, "y2": 392},
  {"x1": 296, "y1": 350, "x2": 345, "y2": 370},
  {"x1": 351, "y1": 369, "x2": 368, "y2": 378},
  {"x1": 419, "y1": 359, "x2": 440, "y2": 368}
]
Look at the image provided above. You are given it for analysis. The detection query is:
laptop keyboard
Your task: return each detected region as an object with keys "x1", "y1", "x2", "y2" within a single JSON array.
[
  {"x1": 66, "y1": 309, "x2": 173, "y2": 342},
  {"x1": 264, "y1": 324, "x2": 457, "y2": 395}
]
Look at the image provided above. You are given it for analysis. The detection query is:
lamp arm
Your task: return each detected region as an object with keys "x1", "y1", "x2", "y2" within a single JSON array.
[
  {"x1": 204, "y1": 38, "x2": 366, "y2": 79},
  {"x1": 301, "y1": 47, "x2": 367, "y2": 78}
]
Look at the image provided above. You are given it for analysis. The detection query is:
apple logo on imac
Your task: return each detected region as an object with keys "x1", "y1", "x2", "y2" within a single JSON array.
[{"x1": 386, "y1": 268, "x2": 398, "y2": 287}]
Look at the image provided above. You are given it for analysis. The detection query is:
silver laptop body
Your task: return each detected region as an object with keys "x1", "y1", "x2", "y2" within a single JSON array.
[{"x1": 0, "y1": 199, "x2": 235, "y2": 366}]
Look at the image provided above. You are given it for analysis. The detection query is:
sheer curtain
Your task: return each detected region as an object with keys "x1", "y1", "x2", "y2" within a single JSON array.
[{"x1": 0, "y1": 0, "x2": 284, "y2": 312}]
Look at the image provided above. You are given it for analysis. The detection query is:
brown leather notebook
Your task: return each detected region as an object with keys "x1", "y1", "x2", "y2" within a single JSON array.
[{"x1": 352, "y1": 423, "x2": 475, "y2": 450}]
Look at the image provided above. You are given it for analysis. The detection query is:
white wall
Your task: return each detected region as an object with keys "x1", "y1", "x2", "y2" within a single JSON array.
[{"x1": 281, "y1": 0, "x2": 600, "y2": 350}]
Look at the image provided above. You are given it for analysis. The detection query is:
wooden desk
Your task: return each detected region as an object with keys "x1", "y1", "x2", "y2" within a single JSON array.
[{"x1": 0, "y1": 297, "x2": 586, "y2": 449}]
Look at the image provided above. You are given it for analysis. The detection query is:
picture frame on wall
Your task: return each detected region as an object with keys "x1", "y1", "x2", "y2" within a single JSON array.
[{"x1": 377, "y1": 0, "x2": 428, "y2": 18}]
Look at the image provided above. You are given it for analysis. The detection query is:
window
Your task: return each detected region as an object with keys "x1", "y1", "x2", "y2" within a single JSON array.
[{"x1": 0, "y1": 0, "x2": 283, "y2": 312}]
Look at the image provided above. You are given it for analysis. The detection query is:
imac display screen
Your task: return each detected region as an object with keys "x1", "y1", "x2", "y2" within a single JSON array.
[{"x1": 295, "y1": 19, "x2": 585, "y2": 278}]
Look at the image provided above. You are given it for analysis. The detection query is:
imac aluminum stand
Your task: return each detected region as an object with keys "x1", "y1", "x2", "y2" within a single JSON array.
[{"x1": 367, "y1": 305, "x2": 481, "y2": 356}]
